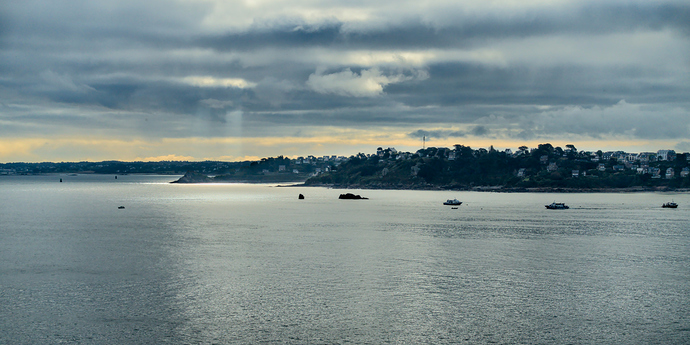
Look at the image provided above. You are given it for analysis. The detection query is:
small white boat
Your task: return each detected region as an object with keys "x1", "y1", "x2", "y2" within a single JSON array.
[
  {"x1": 443, "y1": 199, "x2": 462, "y2": 206},
  {"x1": 545, "y1": 202, "x2": 569, "y2": 209}
]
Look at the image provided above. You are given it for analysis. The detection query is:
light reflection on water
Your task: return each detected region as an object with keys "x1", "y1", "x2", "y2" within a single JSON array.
[{"x1": 1, "y1": 175, "x2": 689, "y2": 344}]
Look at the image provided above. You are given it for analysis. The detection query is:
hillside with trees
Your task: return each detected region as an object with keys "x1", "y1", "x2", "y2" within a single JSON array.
[{"x1": 304, "y1": 144, "x2": 690, "y2": 191}]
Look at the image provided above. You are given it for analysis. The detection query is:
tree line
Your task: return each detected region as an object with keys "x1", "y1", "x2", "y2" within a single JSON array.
[{"x1": 305, "y1": 144, "x2": 690, "y2": 190}]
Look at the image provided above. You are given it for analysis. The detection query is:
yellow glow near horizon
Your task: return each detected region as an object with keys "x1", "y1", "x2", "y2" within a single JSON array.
[{"x1": 0, "y1": 133, "x2": 682, "y2": 163}]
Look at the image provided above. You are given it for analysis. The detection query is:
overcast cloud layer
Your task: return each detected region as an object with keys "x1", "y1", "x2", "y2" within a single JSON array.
[{"x1": 1, "y1": 0, "x2": 689, "y2": 161}]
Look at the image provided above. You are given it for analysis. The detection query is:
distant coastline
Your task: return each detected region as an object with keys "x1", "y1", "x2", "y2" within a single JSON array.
[
  {"x1": 294, "y1": 182, "x2": 690, "y2": 193},
  {"x1": 3, "y1": 172, "x2": 686, "y2": 193},
  {"x1": 170, "y1": 173, "x2": 690, "y2": 193},
  {"x1": 4, "y1": 143, "x2": 689, "y2": 193}
]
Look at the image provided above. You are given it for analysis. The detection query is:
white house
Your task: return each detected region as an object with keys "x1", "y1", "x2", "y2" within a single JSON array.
[{"x1": 657, "y1": 150, "x2": 676, "y2": 161}]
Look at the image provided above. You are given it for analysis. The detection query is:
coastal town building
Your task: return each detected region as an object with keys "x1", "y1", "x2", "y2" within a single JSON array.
[
  {"x1": 637, "y1": 152, "x2": 657, "y2": 163},
  {"x1": 666, "y1": 168, "x2": 675, "y2": 179},
  {"x1": 681, "y1": 167, "x2": 690, "y2": 178},
  {"x1": 657, "y1": 150, "x2": 676, "y2": 161},
  {"x1": 540, "y1": 155, "x2": 549, "y2": 164},
  {"x1": 625, "y1": 153, "x2": 638, "y2": 163}
]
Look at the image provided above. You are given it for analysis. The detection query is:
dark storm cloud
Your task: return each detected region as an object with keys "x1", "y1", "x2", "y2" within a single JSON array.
[
  {"x1": 197, "y1": 2, "x2": 690, "y2": 51},
  {"x1": 389, "y1": 62, "x2": 690, "y2": 109}
]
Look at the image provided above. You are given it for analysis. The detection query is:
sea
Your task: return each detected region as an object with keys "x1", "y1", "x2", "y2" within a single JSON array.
[{"x1": 1, "y1": 174, "x2": 689, "y2": 344}]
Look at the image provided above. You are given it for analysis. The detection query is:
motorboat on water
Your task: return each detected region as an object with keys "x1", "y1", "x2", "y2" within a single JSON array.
[
  {"x1": 443, "y1": 199, "x2": 462, "y2": 206},
  {"x1": 545, "y1": 202, "x2": 569, "y2": 209},
  {"x1": 662, "y1": 201, "x2": 678, "y2": 208}
]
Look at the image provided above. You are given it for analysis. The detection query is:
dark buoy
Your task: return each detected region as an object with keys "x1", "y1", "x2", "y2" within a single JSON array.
[
  {"x1": 298, "y1": 194, "x2": 305, "y2": 199},
  {"x1": 60, "y1": 178, "x2": 62, "y2": 182},
  {"x1": 115, "y1": 175, "x2": 117, "y2": 179}
]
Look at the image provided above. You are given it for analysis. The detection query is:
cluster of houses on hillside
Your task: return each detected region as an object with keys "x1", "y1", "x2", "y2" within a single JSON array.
[
  {"x1": 292, "y1": 155, "x2": 348, "y2": 165},
  {"x1": 531, "y1": 150, "x2": 687, "y2": 180},
  {"x1": 532, "y1": 164, "x2": 689, "y2": 179},
  {"x1": 332, "y1": 146, "x2": 689, "y2": 181},
  {"x1": 367, "y1": 147, "x2": 689, "y2": 180},
  {"x1": 540, "y1": 150, "x2": 689, "y2": 179}
]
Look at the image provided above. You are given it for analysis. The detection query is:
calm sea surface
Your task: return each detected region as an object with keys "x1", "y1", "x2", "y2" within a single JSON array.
[{"x1": 1, "y1": 174, "x2": 689, "y2": 344}]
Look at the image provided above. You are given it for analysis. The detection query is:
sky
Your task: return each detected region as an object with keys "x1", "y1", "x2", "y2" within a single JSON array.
[{"x1": 1, "y1": 0, "x2": 689, "y2": 162}]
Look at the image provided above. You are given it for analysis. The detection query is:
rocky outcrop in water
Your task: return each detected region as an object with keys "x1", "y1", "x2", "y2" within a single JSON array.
[{"x1": 338, "y1": 193, "x2": 368, "y2": 200}]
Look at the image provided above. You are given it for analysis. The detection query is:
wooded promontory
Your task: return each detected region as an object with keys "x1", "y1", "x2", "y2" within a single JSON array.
[{"x1": 304, "y1": 144, "x2": 690, "y2": 191}]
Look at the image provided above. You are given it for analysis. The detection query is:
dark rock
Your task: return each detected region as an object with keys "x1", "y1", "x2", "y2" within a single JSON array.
[{"x1": 339, "y1": 193, "x2": 368, "y2": 200}]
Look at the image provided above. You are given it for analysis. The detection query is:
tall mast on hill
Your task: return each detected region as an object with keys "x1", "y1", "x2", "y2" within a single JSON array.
[{"x1": 423, "y1": 135, "x2": 425, "y2": 149}]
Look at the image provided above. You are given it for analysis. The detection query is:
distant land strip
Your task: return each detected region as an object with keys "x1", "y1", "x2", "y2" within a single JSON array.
[{"x1": 3, "y1": 144, "x2": 689, "y2": 192}]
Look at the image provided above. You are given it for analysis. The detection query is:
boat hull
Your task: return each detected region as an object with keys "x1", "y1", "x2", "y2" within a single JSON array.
[{"x1": 545, "y1": 203, "x2": 569, "y2": 209}]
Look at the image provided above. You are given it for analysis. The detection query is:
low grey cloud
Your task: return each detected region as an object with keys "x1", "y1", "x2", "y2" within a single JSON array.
[
  {"x1": 676, "y1": 141, "x2": 690, "y2": 152},
  {"x1": 517, "y1": 100, "x2": 690, "y2": 140},
  {"x1": 408, "y1": 129, "x2": 467, "y2": 140},
  {"x1": 471, "y1": 126, "x2": 490, "y2": 137},
  {"x1": 200, "y1": 99, "x2": 235, "y2": 109},
  {"x1": 407, "y1": 125, "x2": 492, "y2": 141}
]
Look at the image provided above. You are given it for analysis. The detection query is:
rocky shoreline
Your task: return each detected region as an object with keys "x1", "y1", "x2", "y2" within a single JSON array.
[
  {"x1": 172, "y1": 171, "x2": 689, "y2": 193},
  {"x1": 298, "y1": 182, "x2": 690, "y2": 193}
]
